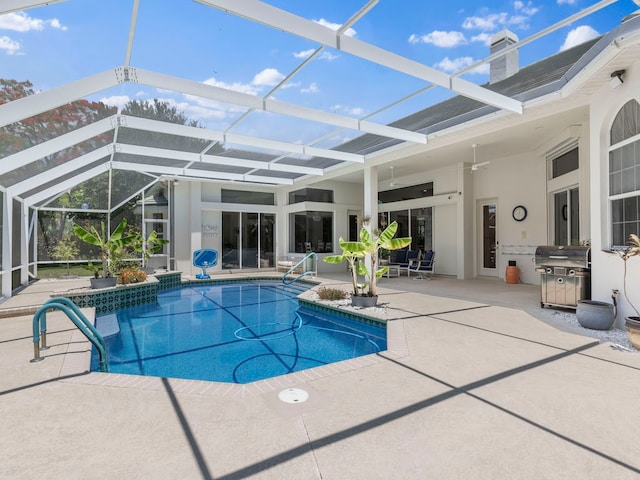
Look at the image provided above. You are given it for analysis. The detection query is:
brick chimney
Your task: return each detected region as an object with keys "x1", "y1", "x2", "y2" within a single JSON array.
[{"x1": 490, "y1": 29, "x2": 519, "y2": 84}]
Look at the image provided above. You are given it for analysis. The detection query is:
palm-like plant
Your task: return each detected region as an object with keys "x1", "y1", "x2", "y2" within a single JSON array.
[
  {"x1": 72, "y1": 219, "x2": 135, "y2": 278},
  {"x1": 132, "y1": 230, "x2": 169, "y2": 269},
  {"x1": 615, "y1": 233, "x2": 640, "y2": 317},
  {"x1": 324, "y1": 221, "x2": 411, "y2": 298}
]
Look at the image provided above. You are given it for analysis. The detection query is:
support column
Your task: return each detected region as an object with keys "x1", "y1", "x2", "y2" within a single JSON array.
[
  {"x1": 20, "y1": 201, "x2": 29, "y2": 285},
  {"x1": 2, "y1": 194, "x2": 12, "y2": 298},
  {"x1": 189, "y1": 182, "x2": 202, "y2": 276},
  {"x1": 457, "y1": 163, "x2": 474, "y2": 279},
  {"x1": 363, "y1": 166, "x2": 378, "y2": 276}
]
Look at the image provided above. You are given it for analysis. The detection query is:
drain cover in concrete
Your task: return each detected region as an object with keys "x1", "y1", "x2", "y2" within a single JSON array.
[{"x1": 278, "y1": 387, "x2": 309, "y2": 404}]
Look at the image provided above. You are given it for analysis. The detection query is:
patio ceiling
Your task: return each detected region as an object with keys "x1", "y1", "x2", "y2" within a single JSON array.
[{"x1": 0, "y1": 0, "x2": 635, "y2": 206}]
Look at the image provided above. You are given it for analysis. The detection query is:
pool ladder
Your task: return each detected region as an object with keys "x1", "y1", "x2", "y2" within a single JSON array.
[
  {"x1": 282, "y1": 252, "x2": 317, "y2": 285},
  {"x1": 31, "y1": 297, "x2": 109, "y2": 372}
]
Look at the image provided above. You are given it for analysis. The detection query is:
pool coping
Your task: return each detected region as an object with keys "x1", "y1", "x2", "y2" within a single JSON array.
[{"x1": 59, "y1": 283, "x2": 409, "y2": 397}]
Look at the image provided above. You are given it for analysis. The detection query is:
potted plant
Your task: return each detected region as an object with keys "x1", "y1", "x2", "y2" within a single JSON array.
[
  {"x1": 612, "y1": 233, "x2": 640, "y2": 348},
  {"x1": 132, "y1": 229, "x2": 169, "y2": 274},
  {"x1": 73, "y1": 218, "x2": 136, "y2": 289},
  {"x1": 324, "y1": 221, "x2": 411, "y2": 307}
]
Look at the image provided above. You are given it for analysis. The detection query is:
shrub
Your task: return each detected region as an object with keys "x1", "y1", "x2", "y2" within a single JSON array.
[
  {"x1": 118, "y1": 267, "x2": 147, "y2": 285},
  {"x1": 317, "y1": 286, "x2": 348, "y2": 301}
]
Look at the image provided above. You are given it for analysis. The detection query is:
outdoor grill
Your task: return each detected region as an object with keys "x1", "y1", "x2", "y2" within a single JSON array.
[{"x1": 534, "y1": 245, "x2": 591, "y2": 309}]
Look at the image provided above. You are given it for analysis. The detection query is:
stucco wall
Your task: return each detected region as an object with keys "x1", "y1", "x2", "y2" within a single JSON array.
[
  {"x1": 473, "y1": 151, "x2": 547, "y2": 284},
  {"x1": 590, "y1": 59, "x2": 640, "y2": 326}
]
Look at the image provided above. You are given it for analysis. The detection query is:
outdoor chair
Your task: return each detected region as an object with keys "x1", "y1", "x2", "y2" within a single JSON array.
[
  {"x1": 390, "y1": 249, "x2": 417, "y2": 269},
  {"x1": 407, "y1": 251, "x2": 435, "y2": 279}
]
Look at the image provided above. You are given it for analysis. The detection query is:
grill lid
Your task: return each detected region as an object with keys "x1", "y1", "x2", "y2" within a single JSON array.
[{"x1": 534, "y1": 245, "x2": 590, "y2": 268}]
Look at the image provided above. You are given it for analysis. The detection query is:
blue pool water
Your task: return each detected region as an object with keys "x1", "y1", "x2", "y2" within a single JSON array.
[{"x1": 91, "y1": 281, "x2": 386, "y2": 384}]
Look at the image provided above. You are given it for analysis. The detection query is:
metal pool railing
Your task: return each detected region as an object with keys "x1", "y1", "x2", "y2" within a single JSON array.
[
  {"x1": 31, "y1": 297, "x2": 109, "y2": 372},
  {"x1": 282, "y1": 252, "x2": 317, "y2": 285}
]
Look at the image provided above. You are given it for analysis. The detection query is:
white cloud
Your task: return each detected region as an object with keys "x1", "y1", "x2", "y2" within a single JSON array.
[
  {"x1": 559, "y1": 25, "x2": 599, "y2": 51},
  {"x1": 408, "y1": 31, "x2": 467, "y2": 47},
  {"x1": 462, "y1": 3, "x2": 538, "y2": 32},
  {"x1": 514, "y1": 1, "x2": 539, "y2": 16},
  {"x1": 252, "y1": 68, "x2": 285, "y2": 87},
  {"x1": 471, "y1": 33, "x2": 492, "y2": 46},
  {"x1": 434, "y1": 56, "x2": 489, "y2": 75},
  {"x1": 557, "y1": 0, "x2": 577, "y2": 5},
  {"x1": 293, "y1": 48, "x2": 338, "y2": 61},
  {"x1": 0, "y1": 11, "x2": 66, "y2": 32},
  {"x1": 49, "y1": 18, "x2": 68, "y2": 31},
  {"x1": 314, "y1": 18, "x2": 356, "y2": 37},
  {"x1": 282, "y1": 81, "x2": 301, "y2": 89},
  {"x1": 331, "y1": 104, "x2": 365, "y2": 116},
  {"x1": 0, "y1": 36, "x2": 20, "y2": 55},
  {"x1": 293, "y1": 48, "x2": 315, "y2": 59},
  {"x1": 462, "y1": 13, "x2": 509, "y2": 31},
  {"x1": 100, "y1": 95, "x2": 131, "y2": 109},
  {"x1": 203, "y1": 76, "x2": 259, "y2": 95},
  {"x1": 320, "y1": 51, "x2": 338, "y2": 61},
  {"x1": 301, "y1": 82, "x2": 319, "y2": 94}
]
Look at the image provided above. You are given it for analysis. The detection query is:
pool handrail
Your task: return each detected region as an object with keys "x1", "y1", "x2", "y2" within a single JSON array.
[
  {"x1": 31, "y1": 297, "x2": 109, "y2": 372},
  {"x1": 281, "y1": 252, "x2": 317, "y2": 285}
]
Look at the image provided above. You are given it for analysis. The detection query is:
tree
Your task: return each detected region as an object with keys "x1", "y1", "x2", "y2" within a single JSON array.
[
  {"x1": 1, "y1": 78, "x2": 117, "y2": 255},
  {"x1": 50, "y1": 236, "x2": 80, "y2": 276}
]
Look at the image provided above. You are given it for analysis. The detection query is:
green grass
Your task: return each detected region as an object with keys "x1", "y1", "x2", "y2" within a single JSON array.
[{"x1": 36, "y1": 265, "x2": 93, "y2": 279}]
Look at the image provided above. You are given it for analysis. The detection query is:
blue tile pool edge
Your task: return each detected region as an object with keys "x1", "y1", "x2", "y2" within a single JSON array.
[{"x1": 57, "y1": 276, "x2": 408, "y2": 394}]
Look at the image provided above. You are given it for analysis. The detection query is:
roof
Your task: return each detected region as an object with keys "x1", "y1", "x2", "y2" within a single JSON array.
[{"x1": 1, "y1": 1, "x2": 639, "y2": 209}]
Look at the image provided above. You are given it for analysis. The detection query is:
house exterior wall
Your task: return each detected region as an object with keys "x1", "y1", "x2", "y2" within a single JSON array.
[
  {"x1": 472, "y1": 151, "x2": 547, "y2": 284},
  {"x1": 590, "y1": 59, "x2": 640, "y2": 327}
]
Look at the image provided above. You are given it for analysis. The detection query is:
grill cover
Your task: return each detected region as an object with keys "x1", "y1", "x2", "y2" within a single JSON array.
[{"x1": 534, "y1": 245, "x2": 590, "y2": 268}]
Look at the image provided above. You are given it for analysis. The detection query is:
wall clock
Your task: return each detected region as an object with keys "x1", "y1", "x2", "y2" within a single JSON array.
[{"x1": 512, "y1": 205, "x2": 527, "y2": 222}]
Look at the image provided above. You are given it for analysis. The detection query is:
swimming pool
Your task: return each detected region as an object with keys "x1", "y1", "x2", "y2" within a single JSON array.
[{"x1": 91, "y1": 280, "x2": 387, "y2": 384}]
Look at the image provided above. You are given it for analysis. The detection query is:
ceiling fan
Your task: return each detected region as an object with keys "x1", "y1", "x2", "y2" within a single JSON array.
[
  {"x1": 470, "y1": 143, "x2": 490, "y2": 171},
  {"x1": 388, "y1": 166, "x2": 406, "y2": 187}
]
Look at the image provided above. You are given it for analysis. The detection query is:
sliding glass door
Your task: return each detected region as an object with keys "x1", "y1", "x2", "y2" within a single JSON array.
[{"x1": 222, "y1": 212, "x2": 275, "y2": 269}]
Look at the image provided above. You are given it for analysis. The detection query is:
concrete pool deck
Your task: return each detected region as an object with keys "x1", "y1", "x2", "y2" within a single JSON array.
[{"x1": 1, "y1": 273, "x2": 640, "y2": 479}]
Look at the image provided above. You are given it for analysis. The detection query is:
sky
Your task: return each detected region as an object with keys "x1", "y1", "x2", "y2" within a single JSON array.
[{"x1": 2, "y1": 0, "x2": 639, "y2": 147}]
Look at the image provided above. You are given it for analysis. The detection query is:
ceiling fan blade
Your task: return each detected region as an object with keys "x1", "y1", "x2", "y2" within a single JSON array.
[{"x1": 471, "y1": 160, "x2": 491, "y2": 171}]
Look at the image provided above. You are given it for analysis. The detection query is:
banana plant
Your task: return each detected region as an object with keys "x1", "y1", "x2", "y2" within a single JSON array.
[
  {"x1": 356, "y1": 221, "x2": 411, "y2": 297},
  {"x1": 615, "y1": 233, "x2": 640, "y2": 317},
  {"x1": 323, "y1": 221, "x2": 411, "y2": 297},
  {"x1": 131, "y1": 230, "x2": 169, "y2": 268},
  {"x1": 323, "y1": 238, "x2": 366, "y2": 296},
  {"x1": 73, "y1": 218, "x2": 136, "y2": 278}
]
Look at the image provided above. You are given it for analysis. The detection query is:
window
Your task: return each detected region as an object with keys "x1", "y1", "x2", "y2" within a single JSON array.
[
  {"x1": 289, "y1": 211, "x2": 333, "y2": 253},
  {"x1": 378, "y1": 182, "x2": 433, "y2": 203},
  {"x1": 380, "y1": 208, "x2": 432, "y2": 252},
  {"x1": 552, "y1": 147, "x2": 579, "y2": 178},
  {"x1": 221, "y1": 189, "x2": 274, "y2": 205},
  {"x1": 609, "y1": 100, "x2": 640, "y2": 247},
  {"x1": 348, "y1": 213, "x2": 359, "y2": 241},
  {"x1": 288, "y1": 188, "x2": 333, "y2": 204}
]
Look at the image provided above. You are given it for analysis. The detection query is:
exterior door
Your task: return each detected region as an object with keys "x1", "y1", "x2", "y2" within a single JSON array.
[
  {"x1": 478, "y1": 200, "x2": 498, "y2": 277},
  {"x1": 553, "y1": 187, "x2": 579, "y2": 245},
  {"x1": 222, "y1": 212, "x2": 275, "y2": 269}
]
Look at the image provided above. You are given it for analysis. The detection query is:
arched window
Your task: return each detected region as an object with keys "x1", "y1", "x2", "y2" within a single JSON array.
[{"x1": 609, "y1": 100, "x2": 640, "y2": 246}]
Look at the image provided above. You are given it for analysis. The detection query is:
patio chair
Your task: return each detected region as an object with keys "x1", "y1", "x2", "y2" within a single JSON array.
[
  {"x1": 390, "y1": 249, "x2": 417, "y2": 269},
  {"x1": 407, "y1": 251, "x2": 435, "y2": 279}
]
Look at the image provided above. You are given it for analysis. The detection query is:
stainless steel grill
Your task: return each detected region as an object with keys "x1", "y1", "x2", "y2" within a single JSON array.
[{"x1": 534, "y1": 245, "x2": 591, "y2": 309}]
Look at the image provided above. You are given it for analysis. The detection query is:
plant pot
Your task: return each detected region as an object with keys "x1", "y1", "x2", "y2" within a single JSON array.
[
  {"x1": 576, "y1": 300, "x2": 615, "y2": 330},
  {"x1": 90, "y1": 277, "x2": 117, "y2": 289},
  {"x1": 625, "y1": 316, "x2": 640, "y2": 350},
  {"x1": 351, "y1": 294, "x2": 378, "y2": 308}
]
